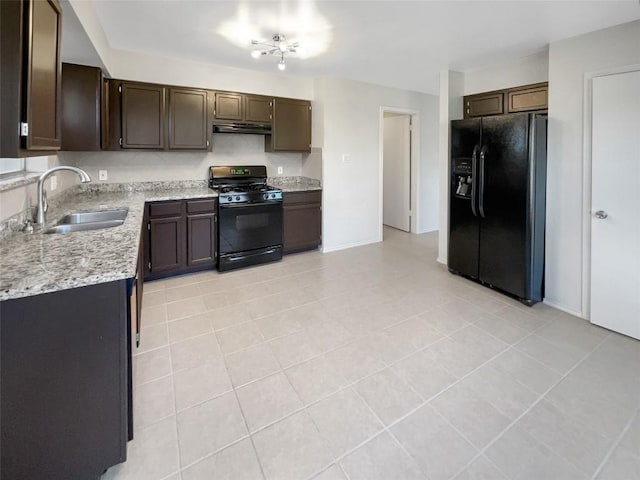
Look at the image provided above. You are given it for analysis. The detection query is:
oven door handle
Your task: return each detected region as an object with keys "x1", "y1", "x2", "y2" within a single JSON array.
[
  {"x1": 219, "y1": 201, "x2": 281, "y2": 209},
  {"x1": 228, "y1": 248, "x2": 278, "y2": 262}
]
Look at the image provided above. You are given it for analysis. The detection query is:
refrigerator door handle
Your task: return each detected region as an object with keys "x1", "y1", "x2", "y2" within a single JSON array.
[
  {"x1": 479, "y1": 146, "x2": 487, "y2": 218},
  {"x1": 471, "y1": 145, "x2": 479, "y2": 217}
]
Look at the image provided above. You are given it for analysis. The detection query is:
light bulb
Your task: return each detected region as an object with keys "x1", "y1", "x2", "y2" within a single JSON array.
[
  {"x1": 278, "y1": 59, "x2": 286, "y2": 71},
  {"x1": 251, "y1": 50, "x2": 262, "y2": 59}
]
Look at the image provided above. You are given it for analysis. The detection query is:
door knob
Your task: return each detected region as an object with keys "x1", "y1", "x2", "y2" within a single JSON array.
[{"x1": 594, "y1": 210, "x2": 608, "y2": 219}]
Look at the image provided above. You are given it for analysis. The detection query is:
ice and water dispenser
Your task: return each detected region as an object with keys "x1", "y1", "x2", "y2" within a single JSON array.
[{"x1": 452, "y1": 158, "x2": 473, "y2": 199}]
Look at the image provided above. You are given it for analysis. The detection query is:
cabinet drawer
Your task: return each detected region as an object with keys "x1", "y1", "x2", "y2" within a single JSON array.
[
  {"x1": 283, "y1": 190, "x2": 322, "y2": 206},
  {"x1": 187, "y1": 199, "x2": 217, "y2": 214},
  {"x1": 149, "y1": 201, "x2": 182, "y2": 217}
]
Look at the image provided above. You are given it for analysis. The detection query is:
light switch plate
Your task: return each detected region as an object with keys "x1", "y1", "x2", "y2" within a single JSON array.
[
  {"x1": 50, "y1": 175, "x2": 57, "y2": 190},
  {"x1": 277, "y1": 166, "x2": 283, "y2": 175},
  {"x1": 99, "y1": 170, "x2": 108, "y2": 181},
  {"x1": 342, "y1": 154, "x2": 352, "y2": 164}
]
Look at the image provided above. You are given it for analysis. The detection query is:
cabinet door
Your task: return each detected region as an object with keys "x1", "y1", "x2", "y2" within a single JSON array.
[
  {"x1": 270, "y1": 98, "x2": 311, "y2": 152},
  {"x1": 187, "y1": 213, "x2": 217, "y2": 267},
  {"x1": 149, "y1": 216, "x2": 184, "y2": 273},
  {"x1": 24, "y1": 0, "x2": 62, "y2": 150},
  {"x1": 168, "y1": 88, "x2": 209, "y2": 150},
  {"x1": 283, "y1": 201, "x2": 321, "y2": 253},
  {"x1": 464, "y1": 92, "x2": 504, "y2": 118},
  {"x1": 507, "y1": 84, "x2": 548, "y2": 113},
  {"x1": 245, "y1": 95, "x2": 272, "y2": 123},
  {"x1": 121, "y1": 83, "x2": 165, "y2": 149},
  {"x1": 214, "y1": 92, "x2": 243, "y2": 121},
  {"x1": 61, "y1": 63, "x2": 102, "y2": 151}
]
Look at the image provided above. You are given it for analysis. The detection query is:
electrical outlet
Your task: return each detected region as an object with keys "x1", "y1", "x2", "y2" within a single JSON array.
[
  {"x1": 342, "y1": 154, "x2": 352, "y2": 164},
  {"x1": 277, "y1": 166, "x2": 283, "y2": 175},
  {"x1": 50, "y1": 175, "x2": 57, "y2": 191},
  {"x1": 99, "y1": 170, "x2": 108, "y2": 181}
]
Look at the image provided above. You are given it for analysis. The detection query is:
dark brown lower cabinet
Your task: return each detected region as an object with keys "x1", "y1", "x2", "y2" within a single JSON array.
[
  {"x1": 1, "y1": 281, "x2": 129, "y2": 480},
  {"x1": 187, "y1": 213, "x2": 216, "y2": 265},
  {"x1": 283, "y1": 190, "x2": 322, "y2": 254},
  {"x1": 145, "y1": 198, "x2": 217, "y2": 280},
  {"x1": 149, "y1": 215, "x2": 184, "y2": 273}
]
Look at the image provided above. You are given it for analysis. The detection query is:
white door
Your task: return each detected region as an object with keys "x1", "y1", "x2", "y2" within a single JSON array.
[
  {"x1": 590, "y1": 70, "x2": 640, "y2": 339},
  {"x1": 383, "y1": 115, "x2": 411, "y2": 232}
]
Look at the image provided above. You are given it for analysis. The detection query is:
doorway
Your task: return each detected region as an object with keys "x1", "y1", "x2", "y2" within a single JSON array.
[
  {"x1": 587, "y1": 68, "x2": 640, "y2": 339},
  {"x1": 382, "y1": 112, "x2": 412, "y2": 233}
]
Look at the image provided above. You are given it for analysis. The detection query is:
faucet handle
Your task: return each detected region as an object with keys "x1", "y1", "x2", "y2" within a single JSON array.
[{"x1": 22, "y1": 219, "x2": 34, "y2": 234}]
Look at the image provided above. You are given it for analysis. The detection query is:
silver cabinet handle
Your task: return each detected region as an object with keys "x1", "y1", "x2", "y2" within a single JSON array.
[{"x1": 594, "y1": 210, "x2": 608, "y2": 219}]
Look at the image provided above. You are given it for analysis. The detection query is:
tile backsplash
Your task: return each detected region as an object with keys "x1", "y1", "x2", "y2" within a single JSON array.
[{"x1": 59, "y1": 134, "x2": 322, "y2": 184}]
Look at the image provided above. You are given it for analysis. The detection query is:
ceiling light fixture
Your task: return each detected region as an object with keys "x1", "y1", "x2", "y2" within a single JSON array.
[{"x1": 251, "y1": 33, "x2": 298, "y2": 71}]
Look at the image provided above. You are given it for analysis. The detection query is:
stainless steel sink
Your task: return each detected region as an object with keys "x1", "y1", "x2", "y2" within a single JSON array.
[
  {"x1": 43, "y1": 208, "x2": 128, "y2": 234},
  {"x1": 57, "y1": 208, "x2": 128, "y2": 225}
]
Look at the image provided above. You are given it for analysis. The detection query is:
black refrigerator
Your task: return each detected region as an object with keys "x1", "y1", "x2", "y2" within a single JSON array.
[{"x1": 448, "y1": 113, "x2": 547, "y2": 305}]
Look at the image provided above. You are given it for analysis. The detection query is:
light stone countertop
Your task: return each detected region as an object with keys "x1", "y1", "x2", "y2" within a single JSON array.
[
  {"x1": 0, "y1": 187, "x2": 218, "y2": 302},
  {"x1": 269, "y1": 176, "x2": 322, "y2": 192}
]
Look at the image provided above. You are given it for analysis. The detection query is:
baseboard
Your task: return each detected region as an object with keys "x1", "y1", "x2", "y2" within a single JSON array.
[
  {"x1": 436, "y1": 256, "x2": 447, "y2": 265},
  {"x1": 543, "y1": 299, "x2": 586, "y2": 319},
  {"x1": 322, "y1": 238, "x2": 380, "y2": 253}
]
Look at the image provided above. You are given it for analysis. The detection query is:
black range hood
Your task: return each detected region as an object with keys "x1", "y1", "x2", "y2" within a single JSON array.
[{"x1": 213, "y1": 123, "x2": 272, "y2": 135}]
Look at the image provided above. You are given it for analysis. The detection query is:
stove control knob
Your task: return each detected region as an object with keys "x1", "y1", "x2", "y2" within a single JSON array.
[
  {"x1": 235, "y1": 196, "x2": 240, "y2": 201},
  {"x1": 264, "y1": 194, "x2": 268, "y2": 199},
  {"x1": 270, "y1": 194, "x2": 275, "y2": 199},
  {"x1": 226, "y1": 196, "x2": 232, "y2": 202}
]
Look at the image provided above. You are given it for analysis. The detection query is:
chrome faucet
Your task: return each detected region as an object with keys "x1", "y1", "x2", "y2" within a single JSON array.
[{"x1": 35, "y1": 166, "x2": 91, "y2": 225}]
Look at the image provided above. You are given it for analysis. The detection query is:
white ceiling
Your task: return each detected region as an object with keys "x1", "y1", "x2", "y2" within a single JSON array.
[{"x1": 83, "y1": 1, "x2": 640, "y2": 94}]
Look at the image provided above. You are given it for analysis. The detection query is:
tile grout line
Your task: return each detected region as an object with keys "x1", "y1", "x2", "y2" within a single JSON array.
[
  {"x1": 448, "y1": 333, "x2": 613, "y2": 479},
  {"x1": 216, "y1": 334, "x2": 270, "y2": 480},
  {"x1": 590, "y1": 406, "x2": 639, "y2": 479}
]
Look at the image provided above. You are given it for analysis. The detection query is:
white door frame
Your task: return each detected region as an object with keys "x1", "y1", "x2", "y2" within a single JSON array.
[
  {"x1": 581, "y1": 64, "x2": 640, "y2": 319},
  {"x1": 378, "y1": 106, "x2": 421, "y2": 241}
]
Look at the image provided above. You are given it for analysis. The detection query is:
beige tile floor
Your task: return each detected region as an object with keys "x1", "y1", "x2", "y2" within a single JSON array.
[{"x1": 103, "y1": 228, "x2": 640, "y2": 480}]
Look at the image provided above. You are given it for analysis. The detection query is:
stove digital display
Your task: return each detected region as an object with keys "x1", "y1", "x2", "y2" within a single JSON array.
[{"x1": 230, "y1": 168, "x2": 250, "y2": 175}]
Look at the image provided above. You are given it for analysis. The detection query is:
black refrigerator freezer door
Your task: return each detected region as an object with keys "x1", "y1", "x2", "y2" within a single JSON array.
[
  {"x1": 449, "y1": 118, "x2": 481, "y2": 278},
  {"x1": 477, "y1": 114, "x2": 532, "y2": 298}
]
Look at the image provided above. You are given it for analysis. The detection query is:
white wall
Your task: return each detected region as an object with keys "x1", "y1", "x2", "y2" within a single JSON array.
[
  {"x1": 314, "y1": 76, "x2": 439, "y2": 252},
  {"x1": 60, "y1": 134, "x2": 310, "y2": 184},
  {"x1": 110, "y1": 49, "x2": 314, "y2": 100},
  {"x1": 545, "y1": 20, "x2": 640, "y2": 316},
  {"x1": 463, "y1": 50, "x2": 549, "y2": 95},
  {"x1": 0, "y1": 156, "x2": 78, "y2": 222},
  {"x1": 437, "y1": 70, "x2": 464, "y2": 264}
]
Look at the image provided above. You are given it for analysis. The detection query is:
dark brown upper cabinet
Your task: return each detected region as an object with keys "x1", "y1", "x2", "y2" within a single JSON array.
[
  {"x1": 245, "y1": 95, "x2": 272, "y2": 123},
  {"x1": 464, "y1": 82, "x2": 548, "y2": 119},
  {"x1": 106, "y1": 81, "x2": 211, "y2": 151},
  {"x1": 507, "y1": 83, "x2": 548, "y2": 113},
  {"x1": 214, "y1": 92, "x2": 243, "y2": 121},
  {"x1": 213, "y1": 92, "x2": 272, "y2": 124},
  {"x1": 61, "y1": 63, "x2": 104, "y2": 151},
  {"x1": 266, "y1": 97, "x2": 312, "y2": 152},
  {"x1": 121, "y1": 82, "x2": 166, "y2": 149},
  {"x1": 464, "y1": 91, "x2": 504, "y2": 118},
  {"x1": 168, "y1": 88, "x2": 209, "y2": 150},
  {"x1": 0, "y1": 0, "x2": 62, "y2": 157}
]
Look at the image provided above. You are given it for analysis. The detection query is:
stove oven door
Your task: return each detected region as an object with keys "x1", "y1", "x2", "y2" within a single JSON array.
[{"x1": 218, "y1": 201, "x2": 283, "y2": 256}]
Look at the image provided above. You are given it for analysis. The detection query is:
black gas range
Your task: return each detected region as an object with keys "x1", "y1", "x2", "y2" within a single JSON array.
[{"x1": 209, "y1": 166, "x2": 283, "y2": 271}]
